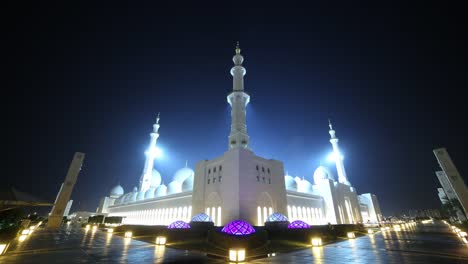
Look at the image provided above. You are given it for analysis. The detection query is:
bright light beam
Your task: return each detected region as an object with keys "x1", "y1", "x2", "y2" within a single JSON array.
[
  {"x1": 146, "y1": 146, "x2": 163, "y2": 159},
  {"x1": 327, "y1": 152, "x2": 344, "y2": 162}
]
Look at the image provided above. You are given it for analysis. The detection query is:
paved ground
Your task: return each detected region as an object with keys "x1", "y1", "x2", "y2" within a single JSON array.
[{"x1": 1, "y1": 221, "x2": 467, "y2": 263}]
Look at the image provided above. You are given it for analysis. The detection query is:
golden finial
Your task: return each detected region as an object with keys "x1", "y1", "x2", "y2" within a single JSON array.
[{"x1": 235, "y1": 41, "x2": 241, "y2": 54}]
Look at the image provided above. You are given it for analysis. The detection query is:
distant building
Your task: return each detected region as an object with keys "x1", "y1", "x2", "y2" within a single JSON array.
[{"x1": 433, "y1": 148, "x2": 468, "y2": 221}]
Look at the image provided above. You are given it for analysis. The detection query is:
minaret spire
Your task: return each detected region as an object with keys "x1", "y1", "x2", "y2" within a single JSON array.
[
  {"x1": 328, "y1": 120, "x2": 351, "y2": 186},
  {"x1": 227, "y1": 42, "x2": 250, "y2": 149},
  {"x1": 140, "y1": 113, "x2": 162, "y2": 192}
]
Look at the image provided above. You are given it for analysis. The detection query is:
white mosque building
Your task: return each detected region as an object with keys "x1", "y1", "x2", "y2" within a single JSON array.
[{"x1": 97, "y1": 44, "x2": 382, "y2": 226}]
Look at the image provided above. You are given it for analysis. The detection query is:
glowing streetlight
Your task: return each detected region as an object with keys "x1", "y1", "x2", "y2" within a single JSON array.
[
  {"x1": 125, "y1": 231, "x2": 133, "y2": 238},
  {"x1": 311, "y1": 237, "x2": 322, "y2": 247},
  {"x1": 0, "y1": 243, "x2": 8, "y2": 255},
  {"x1": 229, "y1": 248, "x2": 246, "y2": 262},
  {"x1": 347, "y1": 232, "x2": 355, "y2": 239},
  {"x1": 155, "y1": 236, "x2": 166, "y2": 245}
]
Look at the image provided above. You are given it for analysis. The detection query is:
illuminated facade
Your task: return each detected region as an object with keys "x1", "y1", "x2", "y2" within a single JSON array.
[{"x1": 96, "y1": 44, "x2": 382, "y2": 226}]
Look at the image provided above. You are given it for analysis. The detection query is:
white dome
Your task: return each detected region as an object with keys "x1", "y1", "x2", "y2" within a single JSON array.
[
  {"x1": 155, "y1": 184, "x2": 167, "y2": 197},
  {"x1": 123, "y1": 192, "x2": 136, "y2": 203},
  {"x1": 182, "y1": 175, "x2": 194, "y2": 192},
  {"x1": 285, "y1": 175, "x2": 297, "y2": 191},
  {"x1": 313, "y1": 166, "x2": 334, "y2": 184},
  {"x1": 168, "y1": 181, "x2": 182, "y2": 195},
  {"x1": 109, "y1": 185, "x2": 124, "y2": 198},
  {"x1": 172, "y1": 167, "x2": 194, "y2": 183},
  {"x1": 150, "y1": 169, "x2": 162, "y2": 188},
  {"x1": 297, "y1": 178, "x2": 313, "y2": 193},
  {"x1": 145, "y1": 188, "x2": 155, "y2": 199},
  {"x1": 136, "y1": 190, "x2": 145, "y2": 201}
]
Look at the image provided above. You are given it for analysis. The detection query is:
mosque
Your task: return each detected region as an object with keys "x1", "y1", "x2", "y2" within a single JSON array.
[{"x1": 96, "y1": 44, "x2": 383, "y2": 227}]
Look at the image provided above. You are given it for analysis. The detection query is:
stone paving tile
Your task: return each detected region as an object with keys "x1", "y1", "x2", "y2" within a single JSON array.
[{"x1": 1, "y1": 221, "x2": 468, "y2": 263}]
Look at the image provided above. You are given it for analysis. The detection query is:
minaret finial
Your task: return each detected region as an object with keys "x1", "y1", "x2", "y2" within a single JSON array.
[
  {"x1": 235, "y1": 41, "x2": 241, "y2": 55},
  {"x1": 185, "y1": 160, "x2": 188, "y2": 168},
  {"x1": 156, "y1": 112, "x2": 160, "y2": 124},
  {"x1": 328, "y1": 118, "x2": 333, "y2": 130}
]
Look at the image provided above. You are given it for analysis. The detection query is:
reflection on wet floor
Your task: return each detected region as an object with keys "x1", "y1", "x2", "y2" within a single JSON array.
[{"x1": 1, "y1": 221, "x2": 468, "y2": 263}]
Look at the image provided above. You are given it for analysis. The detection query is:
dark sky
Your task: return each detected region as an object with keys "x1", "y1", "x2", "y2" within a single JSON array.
[{"x1": 5, "y1": 2, "x2": 467, "y2": 216}]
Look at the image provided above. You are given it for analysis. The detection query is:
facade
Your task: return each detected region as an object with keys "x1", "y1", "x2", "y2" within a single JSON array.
[
  {"x1": 97, "y1": 45, "x2": 382, "y2": 226},
  {"x1": 434, "y1": 148, "x2": 468, "y2": 221}
]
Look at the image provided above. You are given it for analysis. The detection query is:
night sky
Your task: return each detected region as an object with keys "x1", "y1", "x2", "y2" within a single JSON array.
[{"x1": 5, "y1": 2, "x2": 467, "y2": 216}]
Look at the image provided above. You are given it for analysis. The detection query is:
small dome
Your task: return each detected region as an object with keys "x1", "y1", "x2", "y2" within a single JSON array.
[
  {"x1": 288, "y1": 220, "x2": 310, "y2": 229},
  {"x1": 191, "y1": 213, "x2": 213, "y2": 222},
  {"x1": 150, "y1": 169, "x2": 162, "y2": 188},
  {"x1": 109, "y1": 185, "x2": 124, "y2": 198},
  {"x1": 285, "y1": 175, "x2": 297, "y2": 191},
  {"x1": 114, "y1": 196, "x2": 123, "y2": 205},
  {"x1": 297, "y1": 178, "x2": 313, "y2": 193},
  {"x1": 172, "y1": 167, "x2": 194, "y2": 183},
  {"x1": 155, "y1": 184, "x2": 167, "y2": 197},
  {"x1": 266, "y1": 212, "x2": 289, "y2": 222},
  {"x1": 136, "y1": 191, "x2": 145, "y2": 201},
  {"x1": 167, "y1": 181, "x2": 182, "y2": 195},
  {"x1": 144, "y1": 188, "x2": 155, "y2": 199},
  {"x1": 133, "y1": 186, "x2": 138, "y2": 192},
  {"x1": 313, "y1": 166, "x2": 334, "y2": 184},
  {"x1": 221, "y1": 220, "x2": 255, "y2": 236},
  {"x1": 182, "y1": 175, "x2": 194, "y2": 192},
  {"x1": 168, "y1": 220, "x2": 191, "y2": 229},
  {"x1": 123, "y1": 192, "x2": 136, "y2": 203}
]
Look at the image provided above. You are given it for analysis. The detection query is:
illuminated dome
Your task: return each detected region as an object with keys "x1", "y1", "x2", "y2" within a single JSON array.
[
  {"x1": 114, "y1": 196, "x2": 124, "y2": 205},
  {"x1": 168, "y1": 220, "x2": 191, "y2": 229},
  {"x1": 313, "y1": 166, "x2": 334, "y2": 184},
  {"x1": 285, "y1": 175, "x2": 297, "y2": 191},
  {"x1": 288, "y1": 220, "x2": 310, "y2": 229},
  {"x1": 167, "y1": 181, "x2": 182, "y2": 194},
  {"x1": 266, "y1": 212, "x2": 289, "y2": 222},
  {"x1": 172, "y1": 167, "x2": 194, "y2": 183},
  {"x1": 298, "y1": 178, "x2": 313, "y2": 193},
  {"x1": 182, "y1": 175, "x2": 194, "y2": 191},
  {"x1": 191, "y1": 213, "x2": 213, "y2": 222},
  {"x1": 109, "y1": 185, "x2": 124, "y2": 198},
  {"x1": 144, "y1": 188, "x2": 155, "y2": 199},
  {"x1": 150, "y1": 169, "x2": 162, "y2": 188},
  {"x1": 155, "y1": 184, "x2": 167, "y2": 197},
  {"x1": 221, "y1": 220, "x2": 255, "y2": 236},
  {"x1": 136, "y1": 191, "x2": 145, "y2": 201}
]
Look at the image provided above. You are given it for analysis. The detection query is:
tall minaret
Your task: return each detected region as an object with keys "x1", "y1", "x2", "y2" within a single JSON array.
[
  {"x1": 139, "y1": 113, "x2": 161, "y2": 192},
  {"x1": 227, "y1": 42, "x2": 250, "y2": 149},
  {"x1": 328, "y1": 119, "x2": 351, "y2": 186}
]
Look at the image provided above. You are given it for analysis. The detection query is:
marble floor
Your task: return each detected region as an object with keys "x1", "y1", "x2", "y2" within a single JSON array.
[{"x1": 1, "y1": 221, "x2": 467, "y2": 263}]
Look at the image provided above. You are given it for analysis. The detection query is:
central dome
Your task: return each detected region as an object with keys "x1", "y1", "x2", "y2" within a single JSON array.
[{"x1": 221, "y1": 220, "x2": 255, "y2": 235}]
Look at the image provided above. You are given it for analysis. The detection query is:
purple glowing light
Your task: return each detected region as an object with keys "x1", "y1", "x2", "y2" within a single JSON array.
[
  {"x1": 168, "y1": 220, "x2": 191, "y2": 229},
  {"x1": 191, "y1": 213, "x2": 213, "y2": 222},
  {"x1": 288, "y1": 220, "x2": 310, "y2": 229},
  {"x1": 221, "y1": 220, "x2": 255, "y2": 235},
  {"x1": 266, "y1": 212, "x2": 289, "y2": 222}
]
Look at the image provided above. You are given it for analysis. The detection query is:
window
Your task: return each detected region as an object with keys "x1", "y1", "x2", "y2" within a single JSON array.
[
  {"x1": 219, "y1": 176, "x2": 222, "y2": 182},
  {"x1": 262, "y1": 167, "x2": 265, "y2": 172},
  {"x1": 208, "y1": 169, "x2": 211, "y2": 174},
  {"x1": 231, "y1": 140, "x2": 236, "y2": 145},
  {"x1": 262, "y1": 177, "x2": 265, "y2": 183},
  {"x1": 219, "y1": 165, "x2": 222, "y2": 171},
  {"x1": 256, "y1": 165, "x2": 259, "y2": 171},
  {"x1": 256, "y1": 176, "x2": 260, "y2": 182},
  {"x1": 268, "y1": 178, "x2": 271, "y2": 184},
  {"x1": 267, "y1": 168, "x2": 270, "y2": 174},
  {"x1": 214, "y1": 167, "x2": 216, "y2": 172},
  {"x1": 207, "y1": 179, "x2": 210, "y2": 184},
  {"x1": 213, "y1": 178, "x2": 216, "y2": 183}
]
